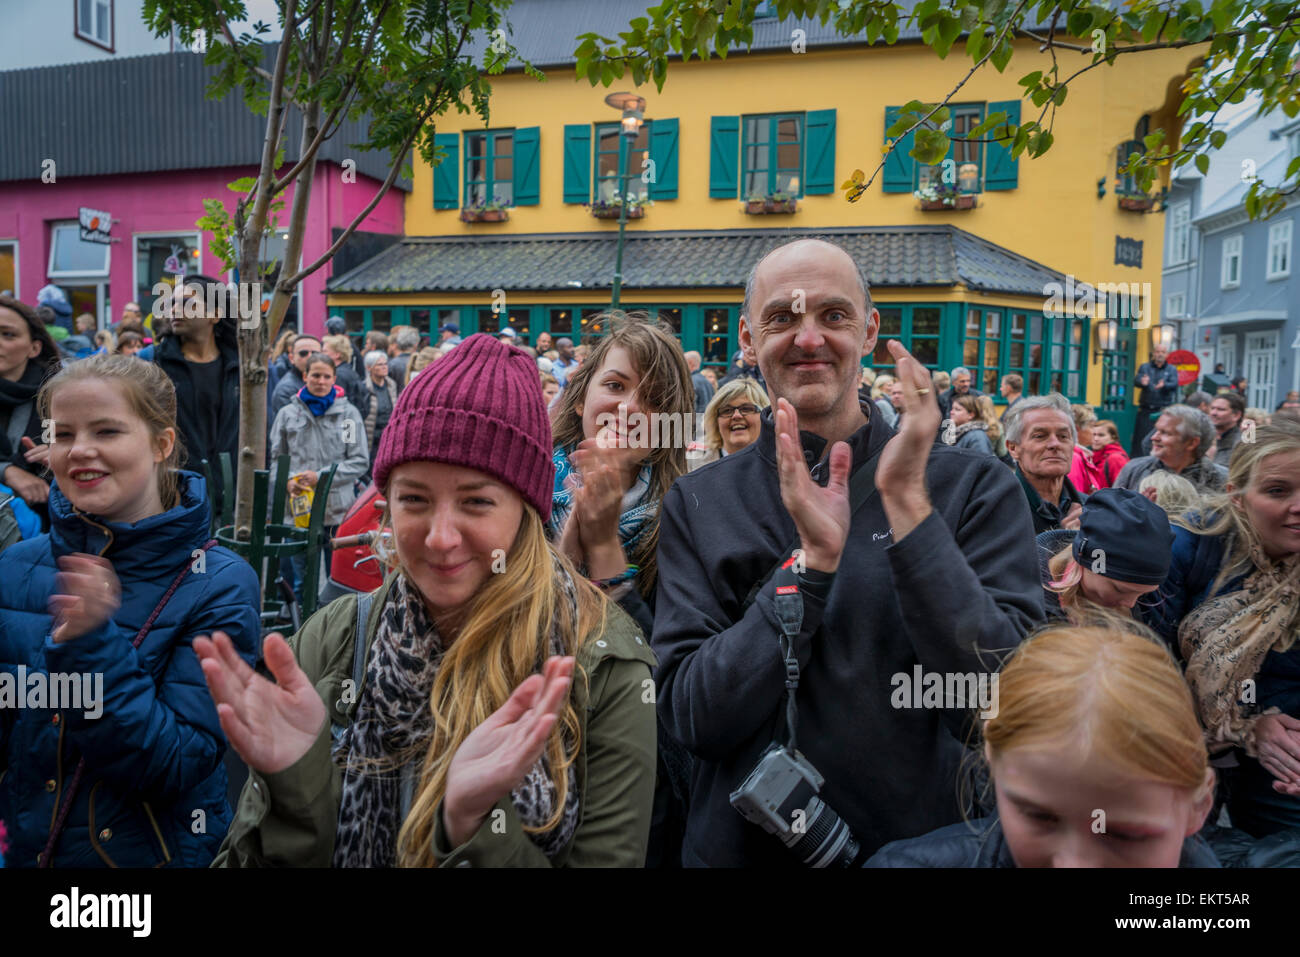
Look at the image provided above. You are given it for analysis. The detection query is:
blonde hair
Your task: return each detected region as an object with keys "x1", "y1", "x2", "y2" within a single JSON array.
[
  {"x1": 869, "y1": 373, "x2": 895, "y2": 400},
  {"x1": 1070, "y1": 403, "x2": 1097, "y2": 439},
  {"x1": 1244, "y1": 407, "x2": 1269, "y2": 427},
  {"x1": 1174, "y1": 418, "x2": 1300, "y2": 597},
  {"x1": 407, "y1": 346, "x2": 439, "y2": 378},
  {"x1": 37, "y1": 354, "x2": 184, "y2": 510},
  {"x1": 322, "y1": 333, "x2": 353, "y2": 359},
  {"x1": 395, "y1": 507, "x2": 610, "y2": 867},
  {"x1": 703, "y1": 377, "x2": 770, "y2": 451},
  {"x1": 983, "y1": 624, "x2": 1210, "y2": 798},
  {"x1": 549, "y1": 312, "x2": 694, "y2": 598},
  {"x1": 932, "y1": 371, "x2": 951, "y2": 391},
  {"x1": 1138, "y1": 470, "x2": 1201, "y2": 517},
  {"x1": 975, "y1": 394, "x2": 1004, "y2": 442}
]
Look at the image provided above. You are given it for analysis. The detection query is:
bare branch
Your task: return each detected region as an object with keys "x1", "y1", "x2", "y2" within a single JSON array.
[
  {"x1": 270, "y1": 0, "x2": 395, "y2": 194},
  {"x1": 244, "y1": 0, "x2": 299, "y2": 266}
]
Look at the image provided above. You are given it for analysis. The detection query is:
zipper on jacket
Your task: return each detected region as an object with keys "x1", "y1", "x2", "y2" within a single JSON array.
[
  {"x1": 141, "y1": 801, "x2": 173, "y2": 866},
  {"x1": 72, "y1": 508, "x2": 115, "y2": 556}
]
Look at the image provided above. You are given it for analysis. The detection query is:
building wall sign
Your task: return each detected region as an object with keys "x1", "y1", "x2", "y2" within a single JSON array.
[
  {"x1": 79, "y1": 206, "x2": 112, "y2": 244},
  {"x1": 1115, "y1": 236, "x2": 1143, "y2": 268}
]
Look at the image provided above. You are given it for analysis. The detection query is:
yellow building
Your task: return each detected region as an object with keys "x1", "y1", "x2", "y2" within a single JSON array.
[{"x1": 327, "y1": 2, "x2": 1198, "y2": 441}]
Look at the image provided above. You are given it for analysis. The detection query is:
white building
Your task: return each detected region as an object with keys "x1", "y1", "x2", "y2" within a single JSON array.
[{"x1": 0, "y1": 0, "x2": 179, "y2": 69}]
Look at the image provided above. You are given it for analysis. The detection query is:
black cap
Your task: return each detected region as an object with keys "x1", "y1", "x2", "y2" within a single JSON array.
[{"x1": 1070, "y1": 487, "x2": 1174, "y2": 585}]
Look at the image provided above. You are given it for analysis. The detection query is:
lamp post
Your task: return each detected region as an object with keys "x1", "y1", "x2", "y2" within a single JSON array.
[{"x1": 605, "y1": 91, "x2": 645, "y2": 310}]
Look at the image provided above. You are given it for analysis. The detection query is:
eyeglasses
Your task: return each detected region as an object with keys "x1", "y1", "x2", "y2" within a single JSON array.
[
  {"x1": 717, "y1": 404, "x2": 760, "y2": 419},
  {"x1": 295, "y1": 349, "x2": 313, "y2": 357}
]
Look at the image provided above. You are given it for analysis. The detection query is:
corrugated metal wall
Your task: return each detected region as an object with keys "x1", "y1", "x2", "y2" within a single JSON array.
[{"x1": 0, "y1": 50, "x2": 409, "y2": 186}]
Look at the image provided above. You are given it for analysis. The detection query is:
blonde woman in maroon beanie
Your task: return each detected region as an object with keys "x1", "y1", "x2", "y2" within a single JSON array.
[{"x1": 200, "y1": 333, "x2": 657, "y2": 867}]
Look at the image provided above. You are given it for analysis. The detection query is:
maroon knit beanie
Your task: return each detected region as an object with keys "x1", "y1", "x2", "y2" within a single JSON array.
[{"x1": 372, "y1": 333, "x2": 555, "y2": 520}]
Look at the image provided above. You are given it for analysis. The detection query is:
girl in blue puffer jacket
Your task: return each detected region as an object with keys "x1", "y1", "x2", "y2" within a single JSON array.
[{"x1": 0, "y1": 354, "x2": 260, "y2": 867}]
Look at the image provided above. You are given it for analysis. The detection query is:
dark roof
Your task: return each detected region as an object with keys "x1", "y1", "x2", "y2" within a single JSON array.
[
  {"x1": 0, "y1": 51, "x2": 409, "y2": 187},
  {"x1": 327, "y1": 225, "x2": 1067, "y2": 297},
  {"x1": 471, "y1": 0, "x2": 1059, "y2": 69}
]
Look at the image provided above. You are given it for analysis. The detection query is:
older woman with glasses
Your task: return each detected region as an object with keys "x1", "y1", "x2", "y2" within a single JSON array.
[{"x1": 696, "y1": 378, "x2": 770, "y2": 468}]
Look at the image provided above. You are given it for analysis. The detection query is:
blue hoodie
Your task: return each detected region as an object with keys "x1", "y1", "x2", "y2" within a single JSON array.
[{"x1": 0, "y1": 471, "x2": 260, "y2": 867}]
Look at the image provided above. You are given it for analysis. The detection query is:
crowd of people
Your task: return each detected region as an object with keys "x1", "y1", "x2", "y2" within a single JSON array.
[{"x1": 1, "y1": 237, "x2": 1297, "y2": 870}]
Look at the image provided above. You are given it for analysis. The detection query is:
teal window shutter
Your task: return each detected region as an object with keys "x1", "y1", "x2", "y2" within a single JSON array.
[
  {"x1": 648, "y1": 117, "x2": 679, "y2": 200},
  {"x1": 709, "y1": 115, "x2": 740, "y2": 198},
  {"x1": 513, "y1": 126, "x2": 540, "y2": 205},
  {"x1": 433, "y1": 133, "x2": 459, "y2": 209},
  {"x1": 563, "y1": 124, "x2": 592, "y2": 203},
  {"x1": 804, "y1": 109, "x2": 836, "y2": 195},
  {"x1": 881, "y1": 107, "x2": 915, "y2": 193},
  {"x1": 984, "y1": 99, "x2": 1021, "y2": 191}
]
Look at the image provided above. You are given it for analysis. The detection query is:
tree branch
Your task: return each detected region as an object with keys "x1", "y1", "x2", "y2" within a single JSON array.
[
  {"x1": 243, "y1": 0, "x2": 298, "y2": 272},
  {"x1": 270, "y1": 0, "x2": 395, "y2": 194}
]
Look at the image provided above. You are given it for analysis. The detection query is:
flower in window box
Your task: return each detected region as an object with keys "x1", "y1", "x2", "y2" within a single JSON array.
[
  {"x1": 1116, "y1": 192, "x2": 1154, "y2": 212},
  {"x1": 743, "y1": 192, "x2": 798, "y2": 214},
  {"x1": 914, "y1": 181, "x2": 975, "y2": 210},
  {"x1": 460, "y1": 196, "x2": 510, "y2": 222},
  {"x1": 587, "y1": 193, "x2": 649, "y2": 219}
]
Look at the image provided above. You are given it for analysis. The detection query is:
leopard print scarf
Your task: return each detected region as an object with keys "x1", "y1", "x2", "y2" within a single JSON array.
[
  {"x1": 331, "y1": 567, "x2": 581, "y2": 867},
  {"x1": 1179, "y1": 542, "x2": 1300, "y2": 757}
]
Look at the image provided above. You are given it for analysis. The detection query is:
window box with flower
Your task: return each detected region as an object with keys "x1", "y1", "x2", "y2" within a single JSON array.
[
  {"x1": 587, "y1": 194, "x2": 649, "y2": 219},
  {"x1": 1117, "y1": 192, "x2": 1155, "y2": 212},
  {"x1": 915, "y1": 183, "x2": 976, "y2": 210},
  {"x1": 460, "y1": 199, "x2": 510, "y2": 223},
  {"x1": 744, "y1": 191, "x2": 798, "y2": 214}
]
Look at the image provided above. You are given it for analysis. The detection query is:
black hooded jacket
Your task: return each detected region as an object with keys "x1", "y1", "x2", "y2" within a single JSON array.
[
  {"x1": 652, "y1": 402, "x2": 1044, "y2": 866},
  {"x1": 153, "y1": 334, "x2": 240, "y2": 507}
]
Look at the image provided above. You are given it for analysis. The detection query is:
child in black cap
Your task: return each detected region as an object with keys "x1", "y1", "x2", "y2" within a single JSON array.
[{"x1": 1038, "y1": 487, "x2": 1175, "y2": 622}]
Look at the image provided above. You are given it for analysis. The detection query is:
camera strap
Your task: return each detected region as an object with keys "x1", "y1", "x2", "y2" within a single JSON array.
[{"x1": 772, "y1": 556, "x2": 804, "y2": 750}]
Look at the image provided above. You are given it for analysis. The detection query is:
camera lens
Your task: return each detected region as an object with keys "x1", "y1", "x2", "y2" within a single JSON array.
[{"x1": 785, "y1": 796, "x2": 860, "y2": 868}]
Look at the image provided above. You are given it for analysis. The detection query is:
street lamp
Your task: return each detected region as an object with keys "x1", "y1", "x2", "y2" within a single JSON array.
[
  {"x1": 1093, "y1": 318, "x2": 1119, "y2": 363},
  {"x1": 604, "y1": 91, "x2": 646, "y2": 310},
  {"x1": 1151, "y1": 323, "x2": 1175, "y2": 352}
]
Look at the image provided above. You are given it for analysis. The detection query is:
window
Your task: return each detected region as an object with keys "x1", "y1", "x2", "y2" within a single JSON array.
[
  {"x1": 134, "y1": 234, "x2": 201, "y2": 310},
  {"x1": 742, "y1": 113, "x2": 804, "y2": 198},
  {"x1": 918, "y1": 105, "x2": 984, "y2": 192},
  {"x1": 1267, "y1": 220, "x2": 1292, "y2": 280},
  {"x1": 1116, "y1": 139, "x2": 1144, "y2": 196},
  {"x1": 48, "y1": 222, "x2": 110, "y2": 277},
  {"x1": 1165, "y1": 293, "x2": 1185, "y2": 319},
  {"x1": 593, "y1": 121, "x2": 651, "y2": 203},
  {"x1": 1220, "y1": 234, "x2": 1242, "y2": 288},
  {"x1": 1167, "y1": 201, "x2": 1190, "y2": 265},
  {"x1": 75, "y1": 0, "x2": 113, "y2": 50},
  {"x1": 868, "y1": 305, "x2": 940, "y2": 374},
  {"x1": 1289, "y1": 129, "x2": 1300, "y2": 164},
  {"x1": 0, "y1": 241, "x2": 16, "y2": 297},
  {"x1": 464, "y1": 129, "x2": 514, "y2": 206}
]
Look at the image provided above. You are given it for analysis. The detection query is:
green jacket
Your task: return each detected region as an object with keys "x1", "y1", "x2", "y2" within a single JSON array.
[{"x1": 213, "y1": 574, "x2": 658, "y2": 867}]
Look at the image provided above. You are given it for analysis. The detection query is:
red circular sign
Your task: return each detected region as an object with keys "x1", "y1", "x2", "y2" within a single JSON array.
[{"x1": 1168, "y1": 349, "x2": 1200, "y2": 386}]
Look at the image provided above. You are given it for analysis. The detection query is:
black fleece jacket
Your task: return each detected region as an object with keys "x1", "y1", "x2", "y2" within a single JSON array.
[{"x1": 652, "y1": 403, "x2": 1044, "y2": 866}]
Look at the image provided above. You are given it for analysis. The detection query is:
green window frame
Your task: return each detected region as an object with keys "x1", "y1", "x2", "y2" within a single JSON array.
[
  {"x1": 742, "y1": 113, "x2": 804, "y2": 199},
  {"x1": 593, "y1": 121, "x2": 652, "y2": 204},
  {"x1": 464, "y1": 129, "x2": 514, "y2": 207},
  {"x1": 867, "y1": 304, "x2": 942, "y2": 374},
  {"x1": 978, "y1": 305, "x2": 1088, "y2": 402}
]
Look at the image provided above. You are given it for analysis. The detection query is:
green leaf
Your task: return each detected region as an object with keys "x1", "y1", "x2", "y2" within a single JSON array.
[
  {"x1": 1195, "y1": 153, "x2": 1210, "y2": 175},
  {"x1": 1019, "y1": 70, "x2": 1043, "y2": 88},
  {"x1": 967, "y1": 109, "x2": 1007, "y2": 138},
  {"x1": 1210, "y1": 129, "x2": 1227, "y2": 149},
  {"x1": 1067, "y1": 9, "x2": 1093, "y2": 37},
  {"x1": 912, "y1": 127, "x2": 950, "y2": 164},
  {"x1": 990, "y1": 37, "x2": 1013, "y2": 72}
]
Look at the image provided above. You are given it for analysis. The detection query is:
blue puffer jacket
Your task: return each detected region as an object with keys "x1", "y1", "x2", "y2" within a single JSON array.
[{"x1": 0, "y1": 471, "x2": 260, "y2": 867}]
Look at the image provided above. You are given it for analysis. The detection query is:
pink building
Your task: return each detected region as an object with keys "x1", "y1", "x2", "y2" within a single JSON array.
[{"x1": 0, "y1": 52, "x2": 407, "y2": 338}]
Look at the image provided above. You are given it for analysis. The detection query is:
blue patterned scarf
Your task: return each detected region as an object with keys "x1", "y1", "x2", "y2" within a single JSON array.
[
  {"x1": 546, "y1": 446, "x2": 657, "y2": 559},
  {"x1": 298, "y1": 385, "x2": 337, "y2": 417}
]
